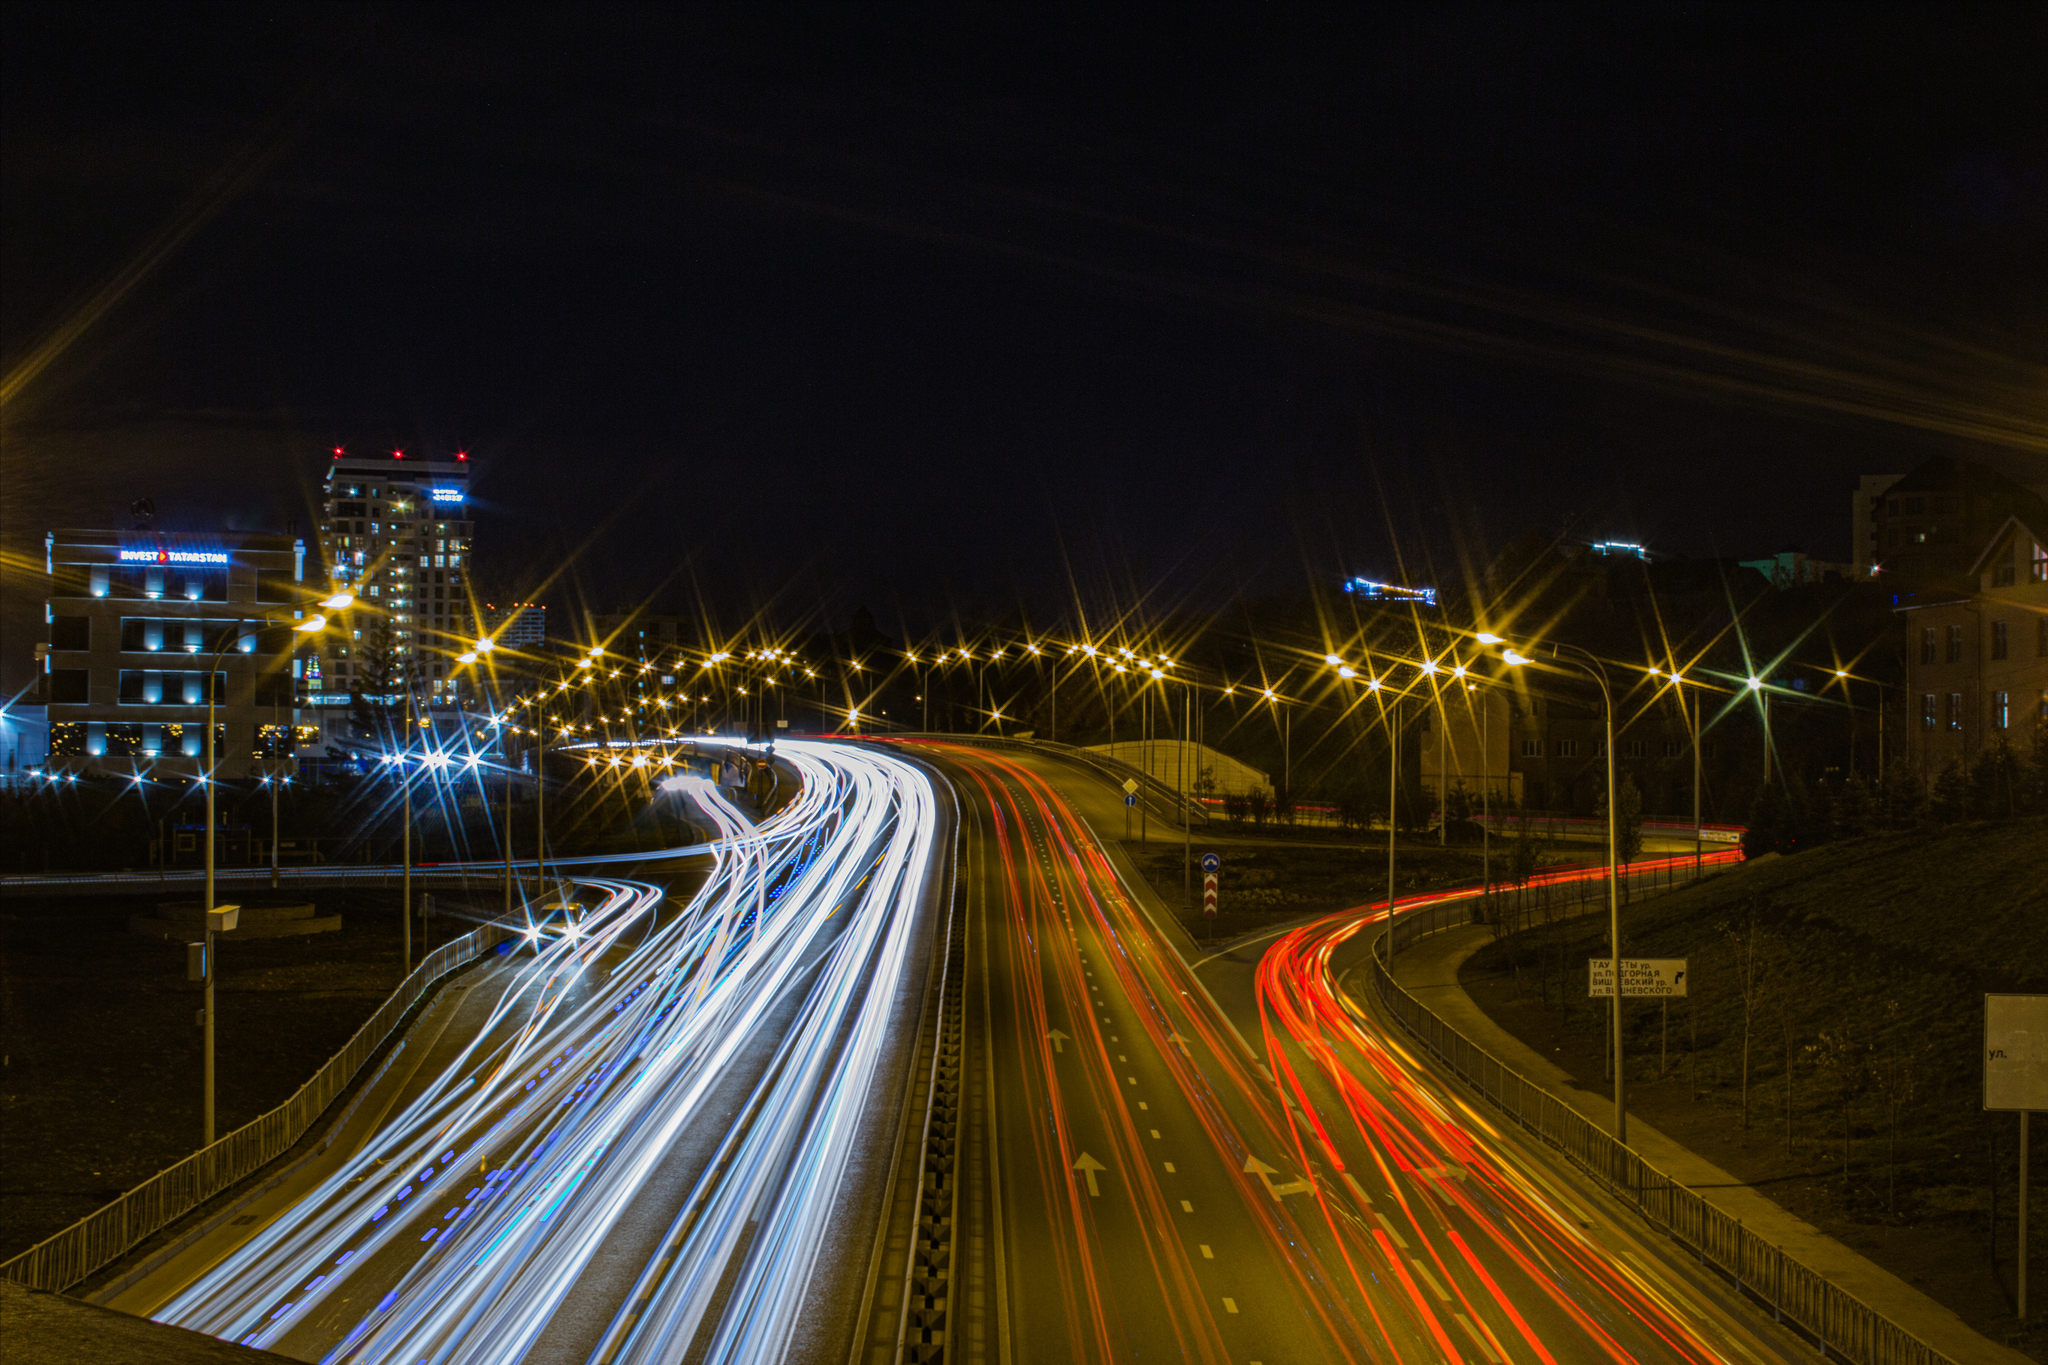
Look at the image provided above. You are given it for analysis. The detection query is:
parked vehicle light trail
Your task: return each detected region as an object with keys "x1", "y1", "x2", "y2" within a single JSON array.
[{"x1": 153, "y1": 742, "x2": 939, "y2": 1365}]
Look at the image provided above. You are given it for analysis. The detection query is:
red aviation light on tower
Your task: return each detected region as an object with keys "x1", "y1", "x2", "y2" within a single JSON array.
[
  {"x1": 332, "y1": 447, "x2": 344, "y2": 459},
  {"x1": 392, "y1": 449, "x2": 404, "y2": 459},
  {"x1": 456, "y1": 451, "x2": 468, "y2": 460}
]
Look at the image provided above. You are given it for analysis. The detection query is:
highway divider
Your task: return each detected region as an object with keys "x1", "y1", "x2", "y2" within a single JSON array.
[
  {"x1": 0, "y1": 918, "x2": 516, "y2": 1292},
  {"x1": 1366, "y1": 900, "x2": 1958, "y2": 1365}
]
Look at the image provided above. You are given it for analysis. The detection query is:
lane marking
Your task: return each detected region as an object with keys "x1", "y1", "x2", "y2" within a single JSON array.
[
  {"x1": 1073, "y1": 1152, "x2": 1107, "y2": 1196},
  {"x1": 1180, "y1": 1200, "x2": 1194, "y2": 1212},
  {"x1": 1455, "y1": 1314, "x2": 1503, "y2": 1363},
  {"x1": 1410, "y1": 1258, "x2": 1452, "y2": 1302},
  {"x1": 1137, "y1": 1101, "x2": 1148, "y2": 1110},
  {"x1": 1199, "y1": 1244, "x2": 1214, "y2": 1259},
  {"x1": 1163, "y1": 1162, "x2": 1176, "y2": 1173},
  {"x1": 1222, "y1": 1297, "x2": 1239, "y2": 1314},
  {"x1": 1341, "y1": 1170, "x2": 1375, "y2": 1206},
  {"x1": 1149, "y1": 1128, "x2": 1161, "y2": 1139},
  {"x1": 1127, "y1": 1076, "x2": 1137, "y2": 1085},
  {"x1": 1375, "y1": 1211, "x2": 1409, "y2": 1248}
]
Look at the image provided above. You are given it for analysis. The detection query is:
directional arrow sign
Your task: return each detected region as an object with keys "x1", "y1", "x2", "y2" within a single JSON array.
[
  {"x1": 1201, "y1": 851, "x2": 1220, "y2": 873},
  {"x1": 1073, "y1": 1152, "x2": 1107, "y2": 1196},
  {"x1": 1243, "y1": 1154, "x2": 1313, "y2": 1201},
  {"x1": 1047, "y1": 1028, "x2": 1069, "y2": 1054},
  {"x1": 1166, "y1": 1030, "x2": 1192, "y2": 1057}
]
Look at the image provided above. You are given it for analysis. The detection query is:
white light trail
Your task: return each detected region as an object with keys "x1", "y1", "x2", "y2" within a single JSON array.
[{"x1": 155, "y1": 742, "x2": 939, "y2": 1365}]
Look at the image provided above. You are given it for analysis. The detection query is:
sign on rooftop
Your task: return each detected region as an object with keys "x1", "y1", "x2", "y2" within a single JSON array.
[{"x1": 1985, "y1": 993, "x2": 2048, "y2": 1112}]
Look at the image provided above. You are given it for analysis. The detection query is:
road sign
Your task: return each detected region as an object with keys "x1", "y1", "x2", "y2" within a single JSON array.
[
  {"x1": 1201, "y1": 851, "x2": 1220, "y2": 873},
  {"x1": 1985, "y1": 994, "x2": 2048, "y2": 1111},
  {"x1": 1122, "y1": 777, "x2": 1139, "y2": 794},
  {"x1": 1202, "y1": 872, "x2": 1218, "y2": 916},
  {"x1": 1124, "y1": 793, "x2": 1138, "y2": 807},
  {"x1": 1588, "y1": 958, "x2": 1689, "y2": 997}
]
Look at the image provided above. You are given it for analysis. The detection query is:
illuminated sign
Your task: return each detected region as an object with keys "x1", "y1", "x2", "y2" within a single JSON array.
[
  {"x1": 430, "y1": 488, "x2": 465, "y2": 503},
  {"x1": 119, "y1": 549, "x2": 229, "y2": 565},
  {"x1": 1342, "y1": 576, "x2": 1437, "y2": 607}
]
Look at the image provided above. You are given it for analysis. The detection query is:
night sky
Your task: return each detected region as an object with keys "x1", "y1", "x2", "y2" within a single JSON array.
[{"x1": 4, "y1": 5, "x2": 2044, "y2": 680}]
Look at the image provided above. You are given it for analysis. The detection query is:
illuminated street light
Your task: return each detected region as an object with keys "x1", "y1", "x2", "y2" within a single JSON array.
[{"x1": 1475, "y1": 632, "x2": 1504, "y2": 645}]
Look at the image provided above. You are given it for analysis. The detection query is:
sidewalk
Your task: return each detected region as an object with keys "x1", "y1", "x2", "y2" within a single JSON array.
[{"x1": 1363, "y1": 922, "x2": 2029, "y2": 1365}]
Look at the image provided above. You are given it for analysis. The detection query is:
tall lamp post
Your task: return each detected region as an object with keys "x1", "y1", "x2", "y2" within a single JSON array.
[
  {"x1": 1491, "y1": 633, "x2": 1627, "y2": 1144},
  {"x1": 200, "y1": 602, "x2": 337, "y2": 1144}
]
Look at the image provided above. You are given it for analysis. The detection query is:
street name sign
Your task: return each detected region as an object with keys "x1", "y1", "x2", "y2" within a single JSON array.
[
  {"x1": 1985, "y1": 993, "x2": 2048, "y2": 1111},
  {"x1": 1588, "y1": 958, "x2": 1689, "y2": 998}
]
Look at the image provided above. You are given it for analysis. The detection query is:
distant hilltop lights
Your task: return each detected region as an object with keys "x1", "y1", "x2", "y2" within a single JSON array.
[
  {"x1": 1589, "y1": 540, "x2": 1652, "y2": 560},
  {"x1": 1341, "y1": 576, "x2": 1438, "y2": 607}
]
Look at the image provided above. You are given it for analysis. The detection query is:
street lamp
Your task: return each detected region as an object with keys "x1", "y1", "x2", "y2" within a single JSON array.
[
  {"x1": 200, "y1": 611, "x2": 326, "y2": 1145},
  {"x1": 1497, "y1": 636, "x2": 1627, "y2": 1143}
]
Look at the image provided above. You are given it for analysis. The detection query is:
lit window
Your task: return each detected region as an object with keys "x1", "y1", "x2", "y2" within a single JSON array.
[
  {"x1": 1993, "y1": 691, "x2": 2010, "y2": 730},
  {"x1": 1947, "y1": 693, "x2": 1963, "y2": 732},
  {"x1": 2034, "y1": 541, "x2": 2048, "y2": 583},
  {"x1": 1921, "y1": 694, "x2": 1936, "y2": 729}
]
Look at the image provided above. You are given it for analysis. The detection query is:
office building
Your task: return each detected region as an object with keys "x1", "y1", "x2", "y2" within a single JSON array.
[
  {"x1": 39, "y1": 528, "x2": 318, "y2": 779},
  {"x1": 485, "y1": 602, "x2": 546, "y2": 648},
  {"x1": 313, "y1": 449, "x2": 476, "y2": 710}
]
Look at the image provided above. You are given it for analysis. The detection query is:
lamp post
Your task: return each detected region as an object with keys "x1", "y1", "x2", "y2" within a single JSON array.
[
  {"x1": 201, "y1": 605, "x2": 332, "y2": 1144},
  {"x1": 1495, "y1": 634, "x2": 1626, "y2": 1143}
]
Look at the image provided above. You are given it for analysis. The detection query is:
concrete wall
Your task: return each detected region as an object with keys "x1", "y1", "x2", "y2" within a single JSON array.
[{"x1": 1088, "y1": 740, "x2": 1272, "y2": 797}]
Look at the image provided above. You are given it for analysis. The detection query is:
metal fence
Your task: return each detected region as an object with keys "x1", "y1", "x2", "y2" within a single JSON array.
[
  {"x1": 1369, "y1": 899, "x2": 1958, "y2": 1365},
  {"x1": 0, "y1": 919, "x2": 514, "y2": 1292}
]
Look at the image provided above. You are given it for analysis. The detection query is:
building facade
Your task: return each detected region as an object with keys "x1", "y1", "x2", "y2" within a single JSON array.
[
  {"x1": 39, "y1": 528, "x2": 319, "y2": 779},
  {"x1": 1896, "y1": 516, "x2": 2048, "y2": 773},
  {"x1": 1864, "y1": 457, "x2": 2048, "y2": 586},
  {"x1": 312, "y1": 450, "x2": 476, "y2": 710},
  {"x1": 485, "y1": 602, "x2": 546, "y2": 648}
]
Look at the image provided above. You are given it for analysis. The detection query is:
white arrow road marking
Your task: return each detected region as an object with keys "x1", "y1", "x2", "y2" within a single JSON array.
[
  {"x1": 1166, "y1": 1030, "x2": 1192, "y2": 1056},
  {"x1": 1073, "y1": 1152, "x2": 1107, "y2": 1196},
  {"x1": 1243, "y1": 1155, "x2": 1313, "y2": 1201},
  {"x1": 1341, "y1": 1170, "x2": 1375, "y2": 1205},
  {"x1": 1047, "y1": 1028, "x2": 1069, "y2": 1053}
]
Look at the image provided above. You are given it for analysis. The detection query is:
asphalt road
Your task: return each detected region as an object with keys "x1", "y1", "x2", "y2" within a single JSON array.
[{"x1": 924, "y1": 738, "x2": 1801, "y2": 1365}]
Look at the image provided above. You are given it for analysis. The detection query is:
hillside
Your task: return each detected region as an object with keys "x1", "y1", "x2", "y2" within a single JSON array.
[{"x1": 1464, "y1": 816, "x2": 2048, "y2": 1353}]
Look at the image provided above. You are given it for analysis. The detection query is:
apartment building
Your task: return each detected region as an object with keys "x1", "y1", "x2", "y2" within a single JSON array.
[
  {"x1": 39, "y1": 528, "x2": 319, "y2": 779},
  {"x1": 311, "y1": 450, "x2": 476, "y2": 710},
  {"x1": 1897, "y1": 516, "x2": 2048, "y2": 772}
]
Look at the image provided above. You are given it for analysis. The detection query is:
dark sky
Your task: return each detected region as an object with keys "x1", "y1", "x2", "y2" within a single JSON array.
[{"x1": 4, "y1": 4, "x2": 2044, "y2": 673}]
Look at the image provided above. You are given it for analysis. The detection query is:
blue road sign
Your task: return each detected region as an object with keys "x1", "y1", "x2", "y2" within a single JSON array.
[
  {"x1": 1124, "y1": 793, "x2": 1138, "y2": 807},
  {"x1": 1201, "y1": 852, "x2": 1220, "y2": 873}
]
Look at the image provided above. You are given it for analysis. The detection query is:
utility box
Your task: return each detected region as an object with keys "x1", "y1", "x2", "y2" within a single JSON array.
[
  {"x1": 207, "y1": 905, "x2": 241, "y2": 933},
  {"x1": 186, "y1": 942, "x2": 206, "y2": 981}
]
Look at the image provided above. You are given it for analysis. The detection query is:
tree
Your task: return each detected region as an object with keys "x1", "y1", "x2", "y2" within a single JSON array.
[
  {"x1": 349, "y1": 614, "x2": 400, "y2": 751},
  {"x1": 1806, "y1": 1022, "x2": 1870, "y2": 1187},
  {"x1": 1722, "y1": 904, "x2": 1775, "y2": 1130},
  {"x1": 1595, "y1": 773, "x2": 1644, "y2": 897},
  {"x1": 1832, "y1": 774, "x2": 1877, "y2": 840},
  {"x1": 1871, "y1": 999, "x2": 1930, "y2": 1219},
  {"x1": 1929, "y1": 759, "x2": 1969, "y2": 824}
]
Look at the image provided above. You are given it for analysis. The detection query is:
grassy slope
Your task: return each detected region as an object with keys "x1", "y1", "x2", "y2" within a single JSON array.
[{"x1": 1463, "y1": 816, "x2": 2048, "y2": 1351}]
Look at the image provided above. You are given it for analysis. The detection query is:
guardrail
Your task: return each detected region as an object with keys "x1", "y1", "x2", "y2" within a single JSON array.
[
  {"x1": 0, "y1": 918, "x2": 516, "y2": 1292},
  {"x1": 1367, "y1": 898, "x2": 1958, "y2": 1365},
  {"x1": 897, "y1": 733, "x2": 1209, "y2": 827}
]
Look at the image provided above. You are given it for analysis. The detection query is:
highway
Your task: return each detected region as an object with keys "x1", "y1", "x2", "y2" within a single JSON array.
[
  {"x1": 921, "y1": 739, "x2": 1795, "y2": 1365},
  {"x1": 141, "y1": 741, "x2": 943, "y2": 1365}
]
